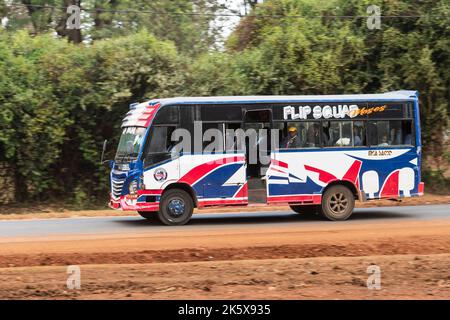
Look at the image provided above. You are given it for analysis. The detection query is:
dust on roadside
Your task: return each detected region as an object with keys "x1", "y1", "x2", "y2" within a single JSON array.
[{"x1": 1, "y1": 254, "x2": 449, "y2": 300}]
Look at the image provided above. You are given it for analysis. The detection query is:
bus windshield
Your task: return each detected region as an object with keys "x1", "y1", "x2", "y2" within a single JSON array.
[{"x1": 115, "y1": 127, "x2": 146, "y2": 162}]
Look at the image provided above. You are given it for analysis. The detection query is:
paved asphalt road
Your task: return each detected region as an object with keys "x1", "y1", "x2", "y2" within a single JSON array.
[{"x1": 0, "y1": 204, "x2": 449, "y2": 238}]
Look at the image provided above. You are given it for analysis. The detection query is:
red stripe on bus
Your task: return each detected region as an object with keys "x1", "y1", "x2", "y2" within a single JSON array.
[
  {"x1": 267, "y1": 194, "x2": 321, "y2": 204},
  {"x1": 304, "y1": 165, "x2": 337, "y2": 184},
  {"x1": 179, "y1": 156, "x2": 245, "y2": 185},
  {"x1": 380, "y1": 170, "x2": 400, "y2": 197},
  {"x1": 271, "y1": 159, "x2": 288, "y2": 168},
  {"x1": 342, "y1": 160, "x2": 362, "y2": 185}
]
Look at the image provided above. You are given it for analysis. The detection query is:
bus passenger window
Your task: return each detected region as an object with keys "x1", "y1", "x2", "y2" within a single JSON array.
[
  {"x1": 305, "y1": 122, "x2": 323, "y2": 147},
  {"x1": 368, "y1": 121, "x2": 390, "y2": 146},
  {"x1": 202, "y1": 123, "x2": 224, "y2": 153},
  {"x1": 325, "y1": 121, "x2": 352, "y2": 147},
  {"x1": 144, "y1": 125, "x2": 177, "y2": 166},
  {"x1": 225, "y1": 123, "x2": 242, "y2": 152},
  {"x1": 402, "y1": 120, "x2": 413, "y2": 145},
  {"x1": 353, "y1": 121, "x2": 366, "y2": 147},
  {"x1": 148, "y1": 126, "x2": 176, "y2": 153},
  {"x1": 368, "y1": 120, "x2": 413, "y2": 147},
  {"x1": 279, "y1": 122, "x2": 322, "y2": 149},
  {"x1": 281, "y1": 123, "x2": 303, "y2": 149},
  {"x1": 389, "y1": 120, "x2": 402, "y2": 145}
]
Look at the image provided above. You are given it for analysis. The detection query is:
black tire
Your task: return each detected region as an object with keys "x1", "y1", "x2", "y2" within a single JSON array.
[
  {"x1": 137, "y1": 211, "x2": 159, "y2": 222},
  {"x1": 319, "y1": 185, "x2": 355, "y2": 221},
  {"x1": 289, "y1": 204, "x2": 319, "y2": 215},
  {"x1": 158, "y1": 189, "x2": 194, "y2": 226}
]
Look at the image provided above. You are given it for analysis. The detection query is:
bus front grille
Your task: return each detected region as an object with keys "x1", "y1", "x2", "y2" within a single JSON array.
[{"x1": 111, "y1": 178, "x2": 125, "y2": 199}]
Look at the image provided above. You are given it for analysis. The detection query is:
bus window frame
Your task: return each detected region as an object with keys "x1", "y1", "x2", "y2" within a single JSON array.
[
  {"x1": 272, "y1": 100, "x2": 416, "y2": 151},
  {"x1": 366, "y1": 117, "x2": 415, "y2": 148},
  {"x1": 142, "y1": 104, "x2": 181, "y2": 168}
]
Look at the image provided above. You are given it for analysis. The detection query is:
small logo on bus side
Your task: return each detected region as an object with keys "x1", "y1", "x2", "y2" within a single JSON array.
[{"x1": 154, "y1": 168, "x2": 167, "y2": 182}]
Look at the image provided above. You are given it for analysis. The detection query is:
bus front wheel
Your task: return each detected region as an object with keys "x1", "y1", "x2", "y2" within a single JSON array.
[
  {"x1": 158, "y1": 189, "x2": 194, "y2": 226},
  {"x1": 319, "y1": 185, "x2": 355, "y2": 221}
]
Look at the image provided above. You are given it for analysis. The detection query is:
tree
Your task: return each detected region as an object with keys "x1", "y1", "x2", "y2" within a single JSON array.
[
  {"x1": 1, "y1": 0, "x2": 226, "y2": 53},
  {"x1": 224, "y1": 0, "x2": 449, "y2": 161}
]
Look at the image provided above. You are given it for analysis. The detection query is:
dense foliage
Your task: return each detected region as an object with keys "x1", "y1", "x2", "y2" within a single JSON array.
[{"x1": 0, "y1": 0, "x2": 448, "y2": 206}]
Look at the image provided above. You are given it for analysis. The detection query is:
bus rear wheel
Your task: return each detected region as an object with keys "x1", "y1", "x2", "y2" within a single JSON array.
[
  {"x1": 289, "y1": 204, "x2": 319, "y2": 216},
  {"x1": 319, "y1": 185, "x2": 355, "y2": 221},
  {"x1": 158, "y1": 189, "x2": 194, "y2": 226}
]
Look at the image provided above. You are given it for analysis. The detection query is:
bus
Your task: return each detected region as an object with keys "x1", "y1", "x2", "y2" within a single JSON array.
[{"x1": 109, "y1": 91, "x2": 424, "y2": 225}]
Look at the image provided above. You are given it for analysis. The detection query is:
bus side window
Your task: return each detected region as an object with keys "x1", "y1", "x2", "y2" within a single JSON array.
[
  {"x1": 202, "y1": 123, "x2": 224, "y2": 154},
  {"x1": 368, "y1": 120, "x2": 414, "y2": 147},
  {"x1": 225, "y1": 123, "x2": 243, "y2": 152},
  {"x1": 145, "y1": 125, "x2": 177, "y2": 166},
  {"x1": 353, "y1": 121, "x2": 366, "y2": 147},
  {"x1": 279, "y1": 122, "x2": 321, "y2": 149},
  {"x1": 402, "y1": 120, "x2": 414, "y2": 145},
  {"x1": 324, "y1": 121, "x2": 353, "y2": 147},
  {"x1": 148, "y1": 126, "x2": 168, "y2": 153},
  {"x1": 368, "y1": 121, "x2": 390, "y2": 146}
]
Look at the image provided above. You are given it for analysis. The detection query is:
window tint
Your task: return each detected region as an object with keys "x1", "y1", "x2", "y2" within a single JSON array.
[
  {"x1": 368, "y1": 120, "x2": 414, "y2": 146},
  {"x1": 225, "y1": 123, "x2": 243, "y2": 152},
  {"x1": 353, "y1": 121, "x2": 366, "y2": 147},
  {"x1": 365, "y1": 103, "x2": 405, "y2": 119},
  {"x1": 279, "y1": 121, "x2": 321, "y2": 149},
  {"x1": 202, "y1": 123, "x2": 224, "y2": 153},
  {"x1": 322, "y1": 121, "x2": 353, "y2": 147},
  {"x1": 144, "y1": 125, "x2": 178, "y2": 167},
  {"x1": 147, "y1": 126, "x2": 177, "y2": 153},
  {"x1": 245, "y1": 109, "x2": 271, "y2": 123},
  {"x1": 153, "y1": 105, "x2": 179, "y2": 125},
  {"x1": 201, "y1": 105, "x2": 242, "y2": 121}
]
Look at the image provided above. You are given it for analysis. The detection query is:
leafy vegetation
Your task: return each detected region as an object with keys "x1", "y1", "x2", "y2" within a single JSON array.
[{"x1": 0, "y1": 0, "x2": 448, "y2": 206}]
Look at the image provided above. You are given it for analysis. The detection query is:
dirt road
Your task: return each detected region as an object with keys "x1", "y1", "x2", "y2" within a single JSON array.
[{"x1": 0, "y1": 205, "x2": 449, "y2": 299}]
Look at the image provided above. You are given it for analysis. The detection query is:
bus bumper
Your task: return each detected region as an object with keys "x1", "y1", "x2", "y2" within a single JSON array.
[
  {"x1": 418, "y1": 182, "x2": 425, "y2": 196},
  {"x1": 109, "y1": 191, "x2": 160, "y2": 212}
]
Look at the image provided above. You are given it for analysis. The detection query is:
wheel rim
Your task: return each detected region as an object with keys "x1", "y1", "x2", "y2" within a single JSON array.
[
  {"x1": 329, "y1": 192, "x2": 349, "y2": 215},
  {"x1": 167, "y1": 198, "x2": 185, "y2": 218}
]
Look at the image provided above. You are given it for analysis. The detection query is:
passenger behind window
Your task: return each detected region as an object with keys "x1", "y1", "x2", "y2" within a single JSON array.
[
  {"x1": 378, "y1": 134, "x2": 389, "y2": 146},
  {"x1": 321, "y1": 122, "x2": 331, "y2": 146},
  {"x1": 389, "y1": 122, "x2": 402, "y2": 145},
  {"x1": 335, "y1": 137, "x2": 351, "y2": 146},
  {"x1": 329, "y1": 126, "x2": 340, "y2": 145},
  {"x1": 353, "y1": 125, "x2": 362, "y2": 146},
  {"x1": 282, "y1": 126, "x2": 301, "y2": 148},
  {"x1": 306, "y1": 123, "x2": 323, "y2": 147},
  {"x1": 334, "y1": 122, "x2": 352, "y2": 146},
  {"x1": 404, "y1": 132, "x2": 412, "y2": 145},
  {"x1": 402, "y1": 121, "x2": 413, "y2": 145}
]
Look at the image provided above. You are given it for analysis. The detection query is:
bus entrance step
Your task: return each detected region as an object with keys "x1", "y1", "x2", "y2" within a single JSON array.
[
  {"x1": 248, "y1": 188, "x2": 267, "y2": 203},
  {"x1": 247, "y1": 178, "x2": 266, "y2": 190}
]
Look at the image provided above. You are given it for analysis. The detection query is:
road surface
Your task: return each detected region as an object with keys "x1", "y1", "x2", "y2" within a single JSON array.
[
  {"x1": 0, "y1": 204, "x2": 449, "y2": 299},
  {"x1": 0, "y1": 204, "x2": 449, "y2": 238}
]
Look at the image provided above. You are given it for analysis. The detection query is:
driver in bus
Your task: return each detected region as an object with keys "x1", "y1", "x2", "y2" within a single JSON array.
[{"x1": 283, "y1": 126, "x2": 301, "y2": 148}]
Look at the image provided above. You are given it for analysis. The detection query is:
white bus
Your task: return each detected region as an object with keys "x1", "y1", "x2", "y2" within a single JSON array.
[{"x1": 109, "y1": 91, "x2": 424, "y2": 225}]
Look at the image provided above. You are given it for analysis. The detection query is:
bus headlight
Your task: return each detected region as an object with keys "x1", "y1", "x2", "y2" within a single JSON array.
[
  {"x1": 118, "y1": 164, "x2": 130, "y2": 171},
  {"x1": 129, "y1": 180, "x2": 139, "y2": 195}
]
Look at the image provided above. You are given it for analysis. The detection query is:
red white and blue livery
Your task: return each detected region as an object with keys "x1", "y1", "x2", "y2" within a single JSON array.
[{"x1": 109, "y1": 91, "x2": 424, "y2": 225}]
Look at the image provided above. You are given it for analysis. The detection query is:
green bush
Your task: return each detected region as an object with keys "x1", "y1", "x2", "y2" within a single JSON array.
[{"x1": 422, "y1": 169, "x2": 450, "y2": 194}]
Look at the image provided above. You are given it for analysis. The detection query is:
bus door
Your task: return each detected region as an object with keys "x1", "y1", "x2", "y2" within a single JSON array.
[
  {"x1": 197, "y1": 122, "x2": 248, "y2": 204},
  {"x1": 243, "y1": 109, "x2": 272, "y2": 203}
]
